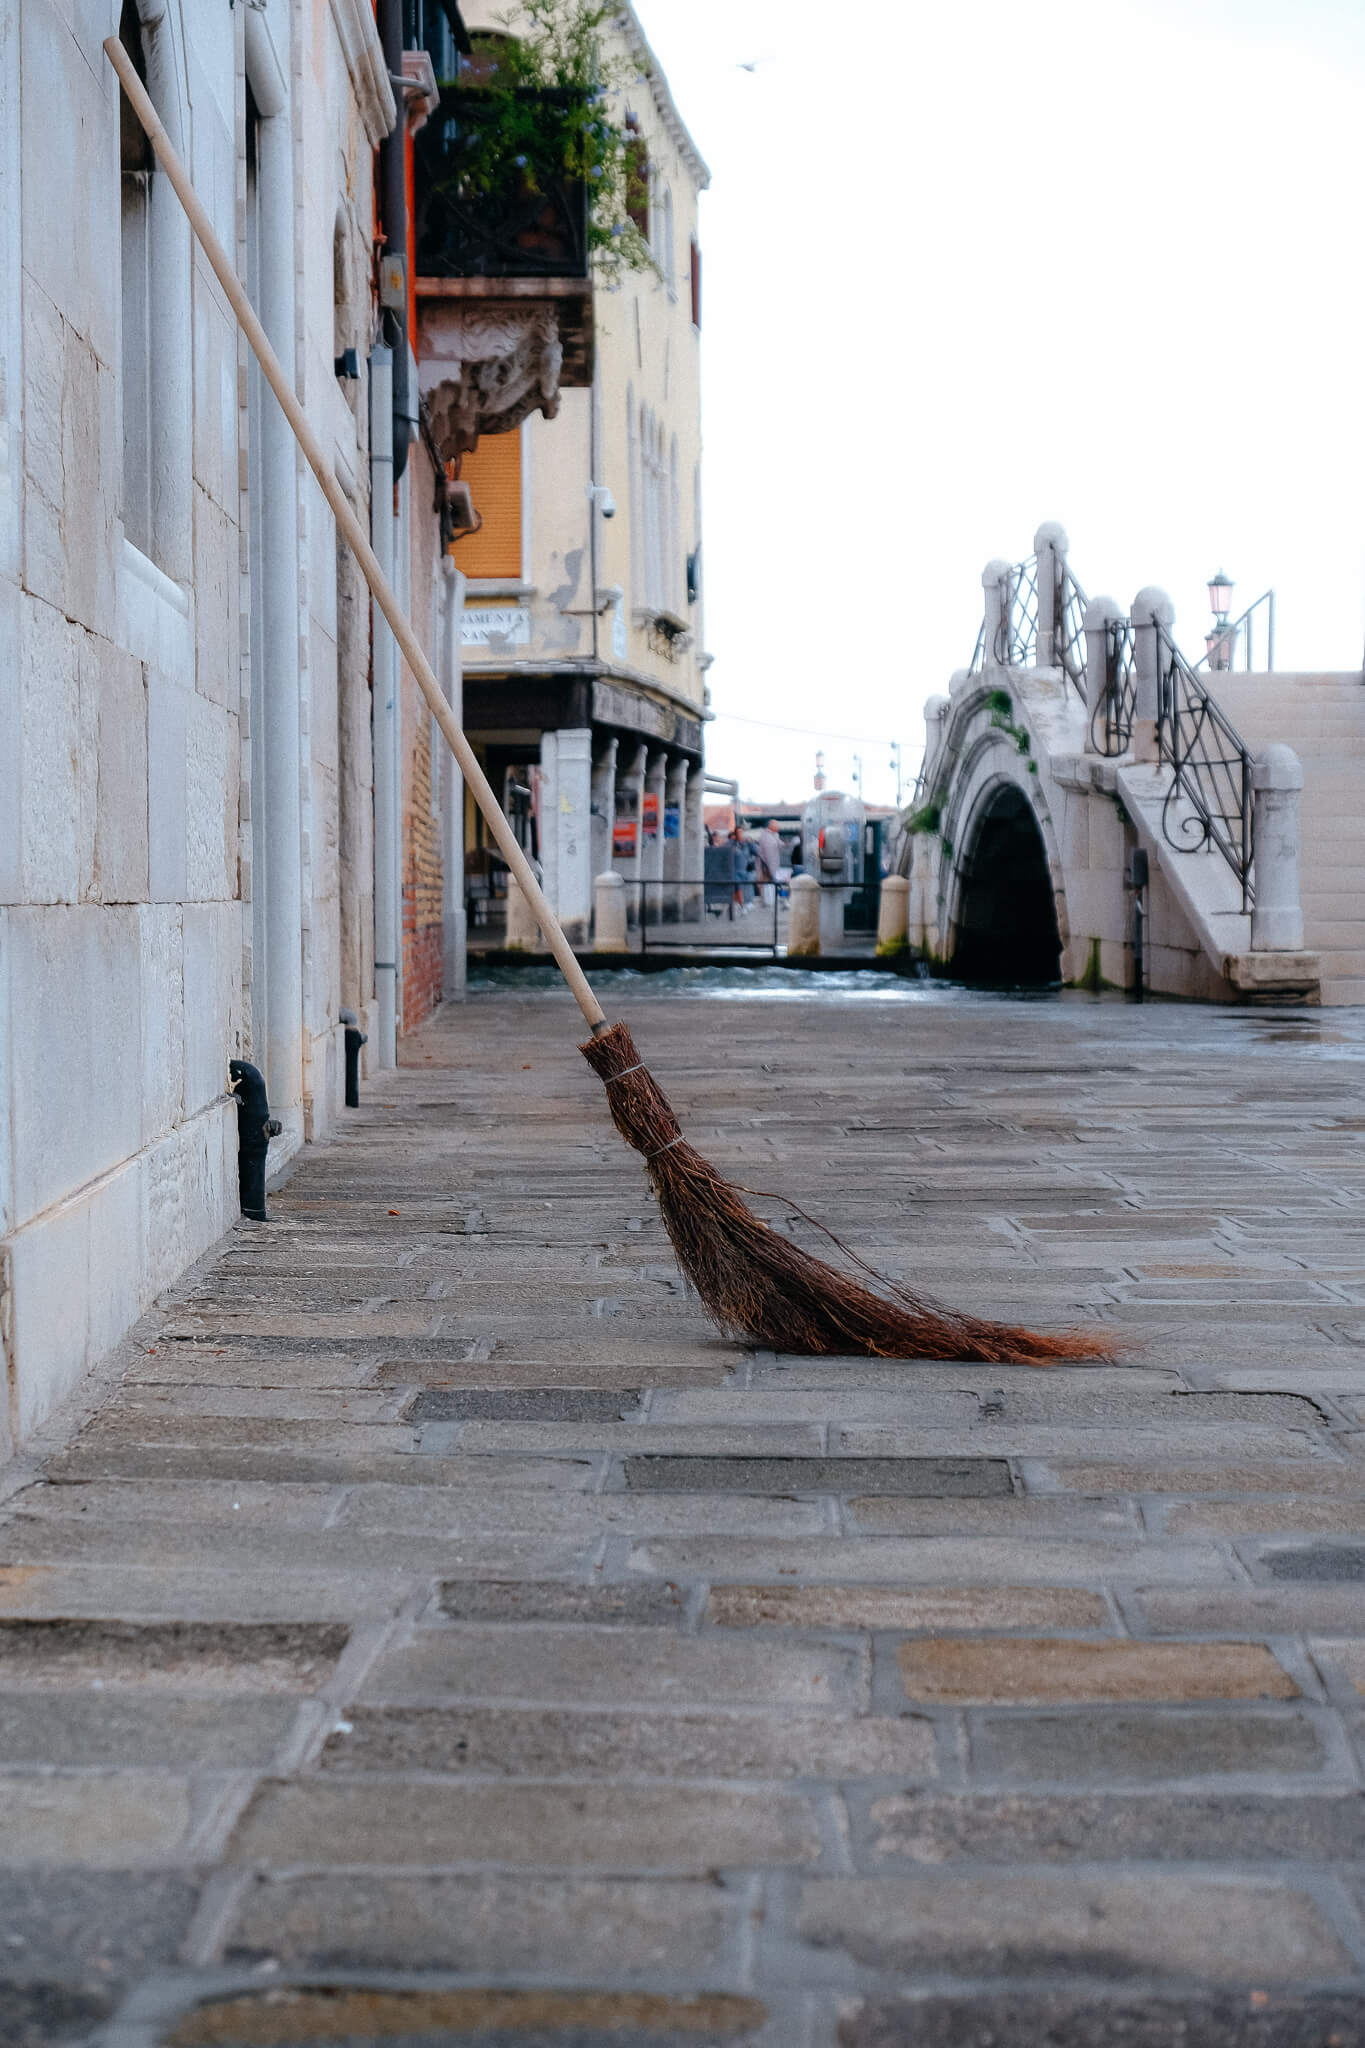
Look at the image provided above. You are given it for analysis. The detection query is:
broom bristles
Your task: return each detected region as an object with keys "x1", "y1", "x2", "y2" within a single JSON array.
[{"x1": 580, "y1": 1021, "x2": 1113, "y2": 1367}]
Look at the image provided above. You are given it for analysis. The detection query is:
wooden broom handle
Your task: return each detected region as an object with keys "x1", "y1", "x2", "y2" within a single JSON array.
[{"x1": 104, "y1": 36, "x2": 608, "y2": 1037}]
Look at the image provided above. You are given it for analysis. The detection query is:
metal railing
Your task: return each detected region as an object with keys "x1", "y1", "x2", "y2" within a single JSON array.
[
  {"x1": 1157, "y1": 624, "x2": 1255, "y2": 908},
  {"x1": 1057, "y1": 565, "x2": 1089, "y2": 702},
  {"x1": 632, "y1": 877, "x2": 784, "y2": 957},
  {"x1": 1090, "y1": 616, "x2": 1136, "y2": 757},
  {"x1": 411, "y1": 89, "x2": 590, "y2": 280},
  {"x1": 1193, "y1": 589, "x2": 1276, "y2": 675},
  {"x1": 970, "y1": 554, "x2": 1089, "y2": 707}
]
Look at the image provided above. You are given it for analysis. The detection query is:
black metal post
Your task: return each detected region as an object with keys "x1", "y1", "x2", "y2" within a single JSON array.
[
  {"x1": 340, "y1": 1008, "x2": 367, "y2": 1109},
  {"x1": 229, "y1": 1059, "x2": 283, "y2": 1221}
]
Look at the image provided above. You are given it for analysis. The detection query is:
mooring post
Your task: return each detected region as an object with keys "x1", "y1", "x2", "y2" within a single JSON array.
[
  {"x1": 1130, "y1": 586, "x2": 1175, "y2": 765},
  {"x1": 1250, "y1": 745, "x2": 1305, "y2": 952}
]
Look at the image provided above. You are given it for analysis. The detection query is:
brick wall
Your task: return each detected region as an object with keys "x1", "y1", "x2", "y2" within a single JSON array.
[{"x1": 403, "y1": 706, "x2": 445, "y2": 1031}]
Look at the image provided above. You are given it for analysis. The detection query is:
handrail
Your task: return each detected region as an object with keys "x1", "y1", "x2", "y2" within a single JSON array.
[
  {"x1": 1056, "y1": 565, "x2": 1089, "y2": 703},
  {"x1": 1089, "y1": 617, "x2": 1135, "y2": 757},
  {"x1": 1156, "y1": 622, "x2": 1255, "y2": 909},
  {"x1": 1193, "y1": 589, "x2": 1276, "y2": 675},
  {"x1": 969, "y1": 553, "x2": 1088, "y2": 707}
]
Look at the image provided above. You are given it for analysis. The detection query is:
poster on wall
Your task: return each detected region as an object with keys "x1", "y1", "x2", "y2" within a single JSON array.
[
  {"x1": 642, "y1": 793, "x2": 660, "y2": 841},
  {"x1": 612, "y1": 820, "x2": 638, "y2": 857},
  {"x1": 664, "y1": 806, "x2": 681, "y2": 841}
]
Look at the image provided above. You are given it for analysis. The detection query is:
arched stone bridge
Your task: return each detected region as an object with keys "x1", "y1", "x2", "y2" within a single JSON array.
[{"x1": 903, "y1": 524, "x2": 1350, "y2": 1005}]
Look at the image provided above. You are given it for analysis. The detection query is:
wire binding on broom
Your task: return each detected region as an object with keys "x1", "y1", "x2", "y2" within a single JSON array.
[{"x1": 581, "y1": 1019, "x2": 1114, "y2": 1367}]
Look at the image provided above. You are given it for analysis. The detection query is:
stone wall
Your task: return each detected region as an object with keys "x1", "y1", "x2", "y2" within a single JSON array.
[{"x1": 0, "y1": 0, "x2": 393, "y2": 1454}]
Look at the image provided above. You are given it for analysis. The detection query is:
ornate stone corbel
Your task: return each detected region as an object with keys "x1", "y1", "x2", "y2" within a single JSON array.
[{"x1": 417, "y1": 303, "x2": 564, "y2": 459}]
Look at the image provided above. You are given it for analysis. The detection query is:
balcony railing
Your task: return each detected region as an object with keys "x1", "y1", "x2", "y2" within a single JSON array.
[{"x1": 412, "y1": 89, "x2": 590, "y2": 280}]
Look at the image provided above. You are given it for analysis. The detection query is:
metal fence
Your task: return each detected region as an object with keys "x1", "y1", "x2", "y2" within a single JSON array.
[{"x1": 1157, "y1": 624, "x2": 1255, "y2": 908}]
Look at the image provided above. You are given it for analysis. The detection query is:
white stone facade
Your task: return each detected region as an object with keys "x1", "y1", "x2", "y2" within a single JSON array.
[{"x1": 0, "y1": 0, "x2": 394, "y2": 1455}]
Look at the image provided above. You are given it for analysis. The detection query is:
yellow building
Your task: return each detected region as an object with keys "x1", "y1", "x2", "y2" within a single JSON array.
[{"x1": 424, "y1": 2, "x2": 711, "y2": 946}]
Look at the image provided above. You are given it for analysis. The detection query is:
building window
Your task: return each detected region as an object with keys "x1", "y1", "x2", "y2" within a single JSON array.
[
  {"x1": 659, "y1": 185, "x2": 674, "y2": 297},
  {"x1": 626, "y1": 383, "x2": 639, "y2": 605},
  {"x1": 669, "y1": 435, "x2": 680, "y2": 615},
  {"x1": 118, "y1": 0, "x2": 154, "y2": 560},
  {"x1": 452, "y1": 427, "x2": 523, "y2": 580},
  {"x1": 117, "y1": 0, "x2": 190, "y2": 577},
  {"x1": 689, "y1": 238, "x2": 701, "y2": 330}
]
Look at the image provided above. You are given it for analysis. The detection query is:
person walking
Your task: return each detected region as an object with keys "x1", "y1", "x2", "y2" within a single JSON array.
[{"x1": 756, "y1": 819, "x2": 783, "y2": 906}]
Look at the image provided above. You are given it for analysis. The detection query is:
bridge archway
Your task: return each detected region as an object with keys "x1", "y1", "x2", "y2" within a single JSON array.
[{"x1": 950, "y1": 781, "x2": 1062, "y2": 985}]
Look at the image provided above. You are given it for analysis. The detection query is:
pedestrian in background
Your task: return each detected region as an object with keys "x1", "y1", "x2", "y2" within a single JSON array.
[{"x1": 756, "y1": 819, "x2": 783, "y2": 906}]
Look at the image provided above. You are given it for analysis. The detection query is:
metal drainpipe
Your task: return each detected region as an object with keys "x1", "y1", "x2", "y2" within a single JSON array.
[
  {"x1": 370, "y1": 344, "x2": 398, "y2": 1069},
  {"x1": 441, "y1": 555, "x2": 468, "y2": 1000},
  {"x1": 378, "y1": 0, "x2": 410, "y2": 484}
]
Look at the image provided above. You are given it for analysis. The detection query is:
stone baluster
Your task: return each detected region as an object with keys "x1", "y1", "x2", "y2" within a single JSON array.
[
  {"x1": 1130, "y1": 586, "x2": 1175, "y2": 765},
  {"x1": 920, "y1": 694, "x2": 950, "y2": 790},
  {"x1": 1034, "y1": 521, "x2": 1069, "y2": 668},
  {"x1": 1082, "y1": 595, "x2": 1124, "y2": 756},
  {"x1": 1250, "y1": 746, "x2": 1305, "y2": 952},
  {"x1": 594, "y1": 870, "x2": 628, "y2": 952},
  {"x1": 788, "y1": 874, "x2": 820, "y2": 957},
  {"x1": 982, "y1": 560, "x2": 1012, "y2": 671},
  {"x1": 876, "y1": 875, "x2": 910, "y2": 955}
]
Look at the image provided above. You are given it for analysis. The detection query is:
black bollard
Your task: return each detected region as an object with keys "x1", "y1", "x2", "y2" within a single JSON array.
[
  {"x1": 340, "y1": 1009, "x2": 367, "y2": 1109},
  {"x1": 229, "y1": 1059, "x2": 282, "y2": 1221}
]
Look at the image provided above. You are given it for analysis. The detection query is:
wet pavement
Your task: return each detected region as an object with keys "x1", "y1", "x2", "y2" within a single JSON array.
[{"x1": 5, "y1": 978, "x2": 1365, "y2": 2046}]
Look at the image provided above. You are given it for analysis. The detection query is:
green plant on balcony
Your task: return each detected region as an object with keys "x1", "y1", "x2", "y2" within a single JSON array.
[{"x1": 430, "y1": 1, "x2": 657, "y2": 282}]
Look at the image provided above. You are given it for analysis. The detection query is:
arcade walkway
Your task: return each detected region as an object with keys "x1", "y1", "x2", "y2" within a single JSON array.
[{"x1": 4, "y1": 979, "x2": 1365, "y2": 2045}]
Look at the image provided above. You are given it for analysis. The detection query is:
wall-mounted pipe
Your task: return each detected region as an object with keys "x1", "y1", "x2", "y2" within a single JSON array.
[{"x1": 370, "y1": 345, "x2": 398, "y2": 1069}]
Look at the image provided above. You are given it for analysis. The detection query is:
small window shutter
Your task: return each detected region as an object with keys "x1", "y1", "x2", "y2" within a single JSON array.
[
  {"x1": 452, "y1": 429, "x2": 522, "y2": 579},
  {"x1": 689, "y1": 239, "x2": 701, "y2": 330}
]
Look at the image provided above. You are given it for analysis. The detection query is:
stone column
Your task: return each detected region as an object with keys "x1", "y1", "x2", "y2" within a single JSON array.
[
  {"x1": 594, "y1": 870, "x2": 628, "y2": 951},
  {"x1": 663, "y1": 757, "x2": 688, "y2": 919},
  {"x1": 1083, "y1": 595, "x2": 1124, "y2": 756},
  {"x1": 615, "y1": 743, "x2": 646, "y2": 926},
  {"x1": 505, "y1": 872, "x2": 541, "y2": 951},
  {"x1": 920, "y1": 695, "x2": 950, "y2": 795},
  {"x1": 1034, "y1": 521, "x2": 1069, "y2": 668},
  {"x1": 542, "y1": 727, "x2": 593, "y2": 948},
  {"x1": 908, "y1": 831, "x2": 935, "y2": 955},
  {"x1": 1250, "y1": 745, "x2": 1305, "y2": 951},
  {"x1": 538, "y1": 730, "x2": 559, "y2": 918},
  {"x1": 590, "y1": 738, "x2": 617, "y2": 890},
  {"x1": 682, "y1": 763, "x2": 704, "y2": 923},
  {"x1": 982, "y1": 559, "x2": 1012, "y2": 671},
  {"x1": 1131, "y1": 586, "x2": 1175, "y2": 765},
  {"x1": 876, "y1": 875, "x2": 910, "y2": 955},
  {"x1": 788, "y1": 873, "x2": 820, "y2": 956},
  {"x1": 643, "y1": 750, "x2": 667, "y2": 925}
]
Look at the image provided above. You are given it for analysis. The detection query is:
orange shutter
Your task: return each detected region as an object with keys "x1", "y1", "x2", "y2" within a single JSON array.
[{"x1": 453, "y1": 430, "x2": 523, "y2": 579}]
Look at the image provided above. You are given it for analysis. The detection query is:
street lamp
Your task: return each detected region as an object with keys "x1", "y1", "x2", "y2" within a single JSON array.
[{"x1": 1206, "y1": 569, "x2": 1236, "y2": 672}]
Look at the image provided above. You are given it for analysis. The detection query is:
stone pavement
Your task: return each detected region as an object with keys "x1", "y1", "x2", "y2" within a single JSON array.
[{"x1": 5, "y1": 977, "x2": 1365, "y2": 2047}]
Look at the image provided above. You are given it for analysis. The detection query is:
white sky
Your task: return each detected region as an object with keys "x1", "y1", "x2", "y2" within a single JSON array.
[{"x1": 633, "y1": 0, "x2": 1365, "y2": 810}]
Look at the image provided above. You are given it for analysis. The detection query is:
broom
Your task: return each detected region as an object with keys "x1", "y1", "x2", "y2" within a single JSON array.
[{"x1": 106, "y1": 39, "x2": 1108, "y2": 1367}]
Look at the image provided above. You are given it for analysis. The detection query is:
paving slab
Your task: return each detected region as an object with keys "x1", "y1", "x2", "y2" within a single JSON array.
[
  {"x1": 220, "y1": 1872, "x2": 742, "y2": 1976},
  {"x1": 319, "y1": 1704, "x2": 937, "y2": 1780},
  {"x1": 228, "y1": 1778, "x2": 825, "y2": 1872},
  {"x1": 10, "y1": 986, "x2": 1365, "y2": 2033},
  {"x1": 857, "y1": 1787, "x2": 1365, "y2": 1866},
  {"x1": 793, "y1": 1873, "x2": 1357, "y2": 1983}
]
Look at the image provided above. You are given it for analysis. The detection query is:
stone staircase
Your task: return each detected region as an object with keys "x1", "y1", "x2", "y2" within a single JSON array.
[{"x1": 1211, "y1": 672, "x2": 1365, "y2": 1005}]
